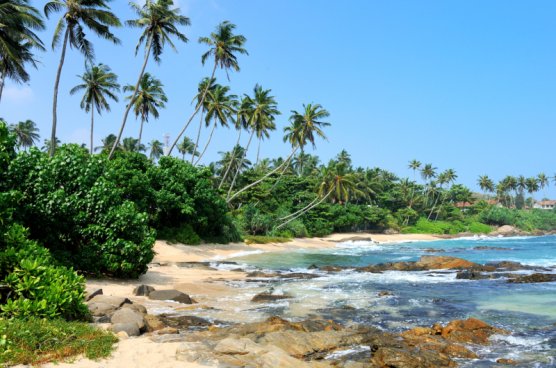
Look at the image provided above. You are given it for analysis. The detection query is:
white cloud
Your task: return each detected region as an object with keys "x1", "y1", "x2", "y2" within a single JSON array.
[{"x1": 3, "y1": 85, "x2": 34, "y2": 105}]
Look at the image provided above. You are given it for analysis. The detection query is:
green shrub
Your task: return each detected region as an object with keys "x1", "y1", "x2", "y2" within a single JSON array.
[
  {"x1": 467, "y1": 221, "x2": 492, "y2": 234},
  {"x1": 158, "y1": 224, "x2": 202, "y2": 245},
  {"x1": 478, "y1": 206, "x2": 516, "y2": 226},
  {"x1": 244, "y1": 235, "x2": 291, "y2": 244},
  {"x1": 0, "y1": 224, "x2": 89, "y2": 320},
  {"x1": 0, "y1": 318, "x2": 117, "y2": 365}
]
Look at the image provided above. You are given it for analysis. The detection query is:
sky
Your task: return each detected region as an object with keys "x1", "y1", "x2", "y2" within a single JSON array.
[{"x1": 2, "y1": 0, "x2": 556, "y2": 197}]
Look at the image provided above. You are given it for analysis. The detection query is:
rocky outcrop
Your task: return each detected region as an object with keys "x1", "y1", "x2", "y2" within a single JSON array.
[
  {"x1": 148, "y1": 289, "x2": 194, "y2": 304},
  {"x1": 252, "y1": 292, "x2": 293, "y2": 303},
  {"x1": 133, "y1": 284, "x2": 155, "y2": 296},
  {"x1": 507, "y1": 273, "x2": 556, "y2": 283}
]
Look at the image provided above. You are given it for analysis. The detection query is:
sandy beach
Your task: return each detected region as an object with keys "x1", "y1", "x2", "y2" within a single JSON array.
[{"x1": 42, "y1": 233, "x2": 440, "y2": 368}]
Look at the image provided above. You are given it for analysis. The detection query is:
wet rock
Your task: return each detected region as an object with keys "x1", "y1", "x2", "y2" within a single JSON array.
[
  {"x1": 278, "y1": 272, "x2": 321, "y2": 280},
  {"x1": 246, "y1": 271, "x2": 279, "y2": 278},
  {"x1": 148, "y1": 289, "x2": 193, "y2": 304},
  {"x1": 111, "y1": 322, "x2": 140, "y2": 337},
  {"x1": 473, "y1": 246, "x2": 511, "y2": 251},
  {"x1": 440, "y1": 318, "x2": 507, "y2": 344},
  {"x1": 133, "y1": 284, "x2": 155, "y2": 296},
  {"x1": 158, "y1": 314, "x2": 211, "y2": 330},
  {"x1": 423, "y1": 248, "x2": 446, "y2": 253},
  {"x1": 251, "y1": 292, "x2": 293, "y2": 302},
  {"x1": 371, "y1": 346, "x2": 456, "y2": 367},
  {"x1": 144, "y1": 314, "x2": 165, "y2": 332},
  {"x1": 497, "y1": 358, "x2": 518, "y2": 365},
  {"x1": 456, "y1": 270, "x2": 492, "y2": 280},
  {"x1": 121, "y1": 302, "x2": 147, "y2": 315},
  {"x1": 415, "y1": 256, "x2": 478, "y2": 269},
  {"x1": 508, "y1": 273, "x2": 556, "y2": 283},
  {"x1": 175, "y1": 261, "x2": 215, "y2": 270},
  {"x1": 111, "y1": 308, "x2": 145, "y2": 330},
  {"x1": 319, "y1": 265, "x2": 346, "y2": 272},
  {"x1": 377, "y1": 291, "x2": 393, "y2": 297},
  {"x1": 85, "y1": 288, "x2": 103, "y2": 301}
]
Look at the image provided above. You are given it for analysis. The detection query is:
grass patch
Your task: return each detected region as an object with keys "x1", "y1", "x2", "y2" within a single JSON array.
[
  {"x1": 244, "y1": 235, "x2": 291, "y2": 245},
  {"x1": 0, "y1": 318, "x2": 117, "y2": 366}
]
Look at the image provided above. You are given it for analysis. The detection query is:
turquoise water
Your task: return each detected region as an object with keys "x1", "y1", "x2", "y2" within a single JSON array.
[{"x1": 227, "y1": 235, "x2": 556, "y2": 366}]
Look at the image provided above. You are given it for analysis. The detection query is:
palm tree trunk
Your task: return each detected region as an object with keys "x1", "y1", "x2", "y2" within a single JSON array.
[
  {"x1": 227, "y1": 130, "x2": 255, "y2": 200},
  {"x1": 90, "y1": 108, "x2": 94, "y2": 154},
  {"x1": 191, "y1": 109, "x2": 205, "y2": 164},
  {"x1": 275, "y1": 189, "x2": 332, "y2": 230},
  {"x1": 219, "y1": 129, "x2": 242, "y2": 189},
  {"x1": 0, "y1": 73, "x2": 6, "y2": 103},
  {"x1": 138, "y1": 119, "x2": 144, "y2": 147},
  {"x1": 427, "y1": 189, "x2": 442, "y2": 220},
  {"x1": 256, "y1": 140, "x2": 261, "y2": 164},
  {"x1": 228, "y1": 147, "x2": 298, "y2": 203},
  {"x1": 109, "y1": 39, "x2": 152, "y2": 160},
  {"x1": 195, "y1": 118, "x2": 217, "y2": 165},
  {"x1": 279, "y1": 194, "x2": 321, "y2": 221},
  {"x1": 50, "y1": 29, "x2": 70, "y2": 157},
  {"x1": 167, "y1": 63, "x2": 217, "y2": 156}
]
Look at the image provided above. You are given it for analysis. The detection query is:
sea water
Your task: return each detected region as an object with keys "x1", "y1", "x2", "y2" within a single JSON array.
[{"x1": 219, "y1": 236, "x2": 556, "y2": 366}]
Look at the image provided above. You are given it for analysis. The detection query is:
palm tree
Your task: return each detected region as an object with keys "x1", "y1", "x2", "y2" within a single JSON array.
[
  {"x1": 168, "y1": 21, "x2": 247, "y2": 156},
  {"x1": 408, "y1": 159, "x2": 421, "y2": 181},
  {"x1": 45, "y1": 0, "x2": 121, "y2": 157},
  {"x1": 9, "y1": 119, "x2": 39, "y2": 149},
  {"x1": 189, "y1": 77, "x2": 215, "y2": 163},
  {"x1": 70, "y1": 63, "x2": 119, "y2": 154},
  {"x1": 123, "y1": 72, "x2": 167, "y2": 146},
  {"x1": 41, "y1": 137, "x2": 60, "y2": 152},
  {"x1": 95, "y1": 133, "x2": 118, "y2": 153},
  {"x1": 227, "y1": 85, "x2": 279, "y2": 200},
  {"x1": 538, "y1": 173, "x2": 549, "y2": 198},
  {"x1": 228, "y1": 103, "x2": 330, "y2": 203},
  {"x1": 217, "y1": 145, "x2": 250, "y2": 186},
  {"x1": 430, "y1": 169, "x2": 457, "y2": 220},
  {"x1": 110, "y1": 0, "x2": 189, "y2": 159},
  {"x1": 177, "y1": 136, "x2": 198, "y2": 161},
  {"x1": 194, "y1": 84, "x2": 237, "y2": 164},
  {"x1": 478, "y1": 175, "x2": 495, "y2": 199},
  {"x1": 121, "y1": 137, "x2": 145, "y2": 153},
  {"x1": 148, "y1": 139, "x2": 163, "y2": 161},
  {"x1": 0, "y1": 0, "x2": 45, "y2": 101},
  {"x1": 525, "y1": 177, "x2": 539, "y2": 207}
]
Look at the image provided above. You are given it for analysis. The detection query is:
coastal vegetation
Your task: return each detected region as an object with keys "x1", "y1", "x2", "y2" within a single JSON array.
[{"x1": 1, "y1": 0, "x2": 556, "y2": 364}]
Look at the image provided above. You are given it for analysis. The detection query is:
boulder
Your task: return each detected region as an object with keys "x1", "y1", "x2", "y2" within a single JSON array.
[
  {"x1": 87, "y1": 302, "x2": 118, "y2": 317},
  {"x1": 116, "y1": 331, "x2": 129, "y2": 340},
  {"x1": 111, "y1": 308, "x2": 145, "y2": 330},
  {"x1": 133, "y1": 284, "x2": 155, "y2": 296},
  {"x1": 111, "y1": 322, "x2": 140, "y2": 337},
  {"x1": 85, "y1": 288, "x2": 103, "y2": 301},
  {"x1": 440, "y1": 318, "x2": 506, "y2": 344},
  {"x1": 88, "y1": 295, "x2": 131, "y2": 308},
  {"x1": 121, "y1": 302, "x2": 147, "y2": 315},
  {"x1": 158, "y1": 314, "x2": 211, "y2": 330},
  {"x1": 497, "y1": 225, "x2": 518, "y2": 235},
  {"x1": 507, "y1": 273, "x2": 556, "y2": 284},
  {"x1": 415, "y1": 256, "x2": 478, "y2": 270},
  {"x1": 251, "y1": 292, "x2": 292, "y2": 303},
  {"x1": 144, "y1": 314, "x2": 165, "y2": 332},
  {"x1": 213, "y1": 337, "x2": 265, "y2": 355},
  {"x1": 497, "y1": 358, "x2": 518, "y2": 365},
  {"x1": 148, "y1": 289, "x2": 193, "y2": 304}
]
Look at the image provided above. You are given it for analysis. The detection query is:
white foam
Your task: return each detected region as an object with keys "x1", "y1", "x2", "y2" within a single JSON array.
[
  {"x1": 211, "y1": 249, "x2": 266, "y2": 261},
  {"x1": 491, "y1": 334, "x2": 550, "y2": 350},
  {"x1": 325, "y1": 345, "x2": 371, "y2": 359}
]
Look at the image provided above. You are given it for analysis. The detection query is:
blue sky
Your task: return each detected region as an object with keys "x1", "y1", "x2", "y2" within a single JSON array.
[{"x1": 2, "y1": 0, "x2": 556, "y2": 197}]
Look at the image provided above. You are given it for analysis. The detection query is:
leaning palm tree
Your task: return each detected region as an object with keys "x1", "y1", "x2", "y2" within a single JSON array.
[
  {"x1": 168, "y1": 20, "x2": 247, "y2": 156},
  {"x1": 189, "y1": 77, "x2": 216, "y2": 163},
  {"x1": 147, "y1": 139, "x2": 163, "y2": 161},
  {"x1": 194, "y1": 84, "x2": 237, "y2": 164},
  {"x1": 110, "y1": 0, "x2": 189, "y2": 159},
  {"x1": 228, "y1": 103, "x2": 330, "y2": 203},
  {"x1": 217, "y1": 145, "x2": 250, "y2": 186},
  {"x1": 9, "y1": 119, "x2": 39, "y2": 149},
  {"x1": 177, "y1": 136, "x2": 199, "y2": 161},
  {"x1": 44, "y1": 0, "x2": 121, "y2": 157},
  {"x1": 123, "y1": 72, "x2": 167, "y2": 146},
  {"x1": 0, "y1": 0, "x2": 45, "y2": 101},
  {"x1": 70, "y1": 63, "x2": 119, "y2": 154},
  {"x1": 226, "y1": 85, "x2": 279, "y2": 201}
]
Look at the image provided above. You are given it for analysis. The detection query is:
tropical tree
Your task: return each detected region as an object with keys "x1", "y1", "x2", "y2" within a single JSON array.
[
  {"x1": 189, "y1": 77, "x2": 215, "y2": 163},
  {"x1": 168, "y1": 20, "x2": 247, "y2": 155},
  {"x1": 95, "y1": 133, "x2": 118, "y2": 153},
  {"x1": 217, "y1": 145, "x2": 250, "y2": 185},
  {"x1": 194, "y1": 84, "x2": 237, "y2": 164},
  {"x1": 41, "y1": 137, "x2": 60, "y2": 152},
  {"x1": 45, "y1": 0, "x2": 121, "y2": 157},
  {"x1": 478, "y1": 175, "x2": 495, "y2": 199},
  {"x1": 526, "y1": 177, "x2": 540, "y2": 207},
  {"x1": 227, "y1": 85, "x2": 279, "y2": 200},
  {"x1": 538, "y1": 173, "x2": 549, "y2": 197},
  {"x1": 70, "y1": 63, "x2": 119, "y2": 153},
  {"x1": 147, "y1": 139, "x2": 163, "y2": 161},
  {"x1": 9, "y1": 119, "x2": 39, "y2": 149},
  {"x1": 121, "y1": 137, "x2": 145, "y2": 153},
  {"x1": 123, "y1": 72, "x2": 167, "y2": 146},
  {"x1": 177, "y1": 135, "x2": 198, "y2": 161},
  {"x1": 408, "y1": 159, "x2": 421, "y2": 181},
  {"x1": 110, "y1": 0, "x2": 189, "y2": 159},
  {"x1": 228, "y1": 103, "x2": 330, "y2": 203},
  {"x1": 0, "y1": 0, "x2": 45, "y2": 101}
]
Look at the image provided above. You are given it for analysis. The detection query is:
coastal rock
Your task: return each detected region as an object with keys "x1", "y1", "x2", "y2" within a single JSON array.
[
  {"x1": 111, "y1": 322, "x2": 140, "y2": 337},
  {"x1": 214, "y1": 337, "x2": 265, "y2": 355},
  {"x1": 456, "y1": 270, "x2": 493, "y2": 280},
  {"x1": 87, "y1": 302, "x2": 118, "y2": 317},
  {"x1": 121, "y1": 302, "x2": 147, "y2": 315},
  {"x1": 88, "y1": 295, "x2": 131, "y2": 309},
  {"x1": 371, "y1": 346, "x2": 456, "y2": 368},
  {"x1": 158, "y1": 314, "x2": 211, "y2": 330},
  {"x1": 246, "y1": 271, "x2": 279, "y2": 278},
  {"x1": 133, "y1": 284, "x2": 155, "y2": 296},
  {"x1": 496, "y1": 358, "x2": 518, "y2": 365},
  {"x1": 156, "y1": 327, "x2": 179, "y2": 335},
  {"x1": 85, "y1": 288, "x2": 103, "y2": 301},
  {"x1": 148, "y1": 289, "x2": 193, "y2": 304},
  {"x1": 496, "y1": 225, "x2": 519, "y2": 235},
  {"x1": 507, "y1": 273, "x2": 556, "y2": 283},
  {"x1": 144, "y1": 314, "x2": 165, "y2": 332},
  {"x1": 278, "y1": 272, "x2": 321, "y2": 280},
  {"x1": 440, "y1": 318, "x2": 506, "y2": 344},
  {"x1": 251, "y1": 292, "x2": 293, "y2": 302},
  {"x1": 377, "y1": 291, "x2": 393, "y2": 297},
  {"x1": 415, "y1": 256, "x2": 478, "y2": 270},
  {"x1": 110, "y1": 308, "x2": 145, "y2": 330}
]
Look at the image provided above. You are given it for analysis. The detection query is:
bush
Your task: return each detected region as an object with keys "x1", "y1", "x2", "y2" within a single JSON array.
[
  {"x1": 478, "y1": 206, "x2": 516, "y2": 227},
  {"x1": 0, "y1": 318, "x2": 117, "y2": 365},
  {"x1": 244, "y1": 235, "x2": 291, "y2": 244},
  {"x1": 0, "y1": 224, "x2": 89, "y2": 320},
  {"x1": 158, "y1": 224, "x2": 202, "y2": 245}
]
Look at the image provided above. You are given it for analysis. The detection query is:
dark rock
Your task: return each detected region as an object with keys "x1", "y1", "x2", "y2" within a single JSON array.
[
  {"x1": 133, "y1": 284, "x2": 155, "y2": 296},
  {"x1": 319, "y1": 265, "x2": 346, "y2": 272},
  {"x1": 85, "y1": 288, "x2": 103, "y2": 301},
  {"x1": 308, "y1": 264, "x2": 319, "y2": 270},
  {"x1": 497, "y1": 358, "x2": 518, "y2": 365},
  {"x1": 473, "y1": 246, "x2": 511, "y2": 251},
  {"x1": 158, "y1": 314, "x2": 211, "y2": 329},
  {"x1": 148, "y1": 290, "x2": 193, "y2": 304},
  {"x1": 423, "y1": 248, "x2": 446, "y2": 253},
  {"x1": 144, "y1": 314, "x2": 165, "y2": 332},
  {"x1": 456, "y1": 270, "x2": 492, "y2": 280},
  {"x1": 278, "y1": 272, "x2": 320, "y2": 280},
  {"x1": 111, "y1": 322, "x2": 140, "y2": 337},
  {"x1": 377, "y1": 291, "x2": 393, "y2": 297},
  {"x1": 246, "y1": 271, "x2": 278, "y2": 278},
  {"x1": 508, "y1": 273, "x2": 556, "y2": 284},
  {"x1": 251, "y1": 292, "x2": 292, "y2": 303}
]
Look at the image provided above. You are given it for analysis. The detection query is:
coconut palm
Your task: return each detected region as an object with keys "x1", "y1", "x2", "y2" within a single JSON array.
[
  {"x1": 123, "y1": 72, "x2": 167, "y2": 146},
  {"x1": 478, "y1": 175, "x2": 495, "y2": 199},
  {"x1": 168, "y1": 21, "x2": 247, "y2": 155},
  {"x1": 9, "y1": 119, "x2": 39, "y2": 149},
  {"x1": 110, "y1": 0, "x2": 189, "y2": 159},
  {"x1": 217, "y1": 145, "x2": 250, "y2": 186},
  {"x1": 41, "y1": 137, "x2": 60, "y2": 153},
  {"x1": 177, "y1": 136, "x2": 198, "y2": 161},
  {"x1": 228, "y1": 103, "x2": 330, "y2": 203},
  {"x1": 538, "y1": 173, "x2": 549, "y2": 197},
  {"x1": 70, "y1": 63, "x2": 119, "y2": 154},
  {"x1": 408, "y1": 159, "x2": 421, "y2": 180},
  {"x1": 148, "y1": 139, "x2": 163, "y2": 161},
  {"x1": 189, "y1": 77, "x2": 216, "y2": 163},
  {"x1": 121, "y1": 137, "x2": 145, "y2": 153},
  {"x1": 194, "y1": 84, "x2": 237, "y2": 164},
  {"x1": 45, "y1": 0, "x2": 121, "y2": 157},
  {"x1": 526, "y1": 177, "x2": 540, "y2": 206},
  {"x1": 227, "y1": 85, "x2": 279, "y2": 200},
  {"x1": 430, "y1": 169, "x2": 457, "y2": 220},
  {"x1": 0, "y1": 0, "x2": 45, "y2": 101},
  {"x1": 95, "y1": 133, "x2": 118, "y2": 153}
]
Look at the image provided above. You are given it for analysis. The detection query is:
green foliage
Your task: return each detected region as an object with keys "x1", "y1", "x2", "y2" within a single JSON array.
[
  {"x1": 0, "y1": 224, "x2": 88, "y2": 320},
  {"x1": 0, "y1": 318, "x2": 117, "y2": 366},
  {"x1": 403, "y1": 218, "x2": 492, "y2": 235},
  {"x1": 158, "y1": 224, "x2": 201, "y2": 245},
  {"x1": 244, "y1": 235, "x2": 291, "y2": 244}
]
